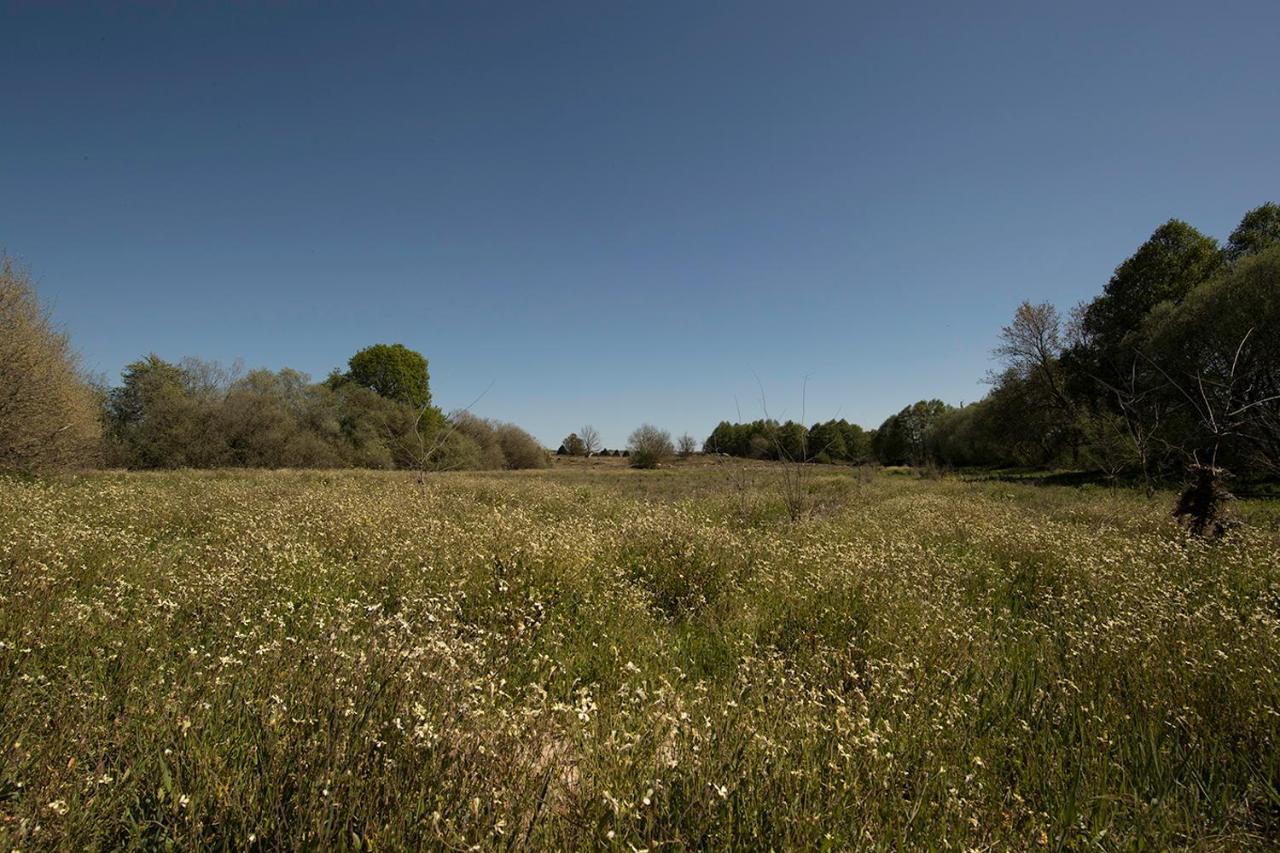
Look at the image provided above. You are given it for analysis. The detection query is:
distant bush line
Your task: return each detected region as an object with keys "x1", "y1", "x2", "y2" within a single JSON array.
[
  {"x1": 94, "y1": 350, "x2": 548, "y2": 472},
  {"x1": 0, "y1": 274, "x2": 546, "y2": 473}
]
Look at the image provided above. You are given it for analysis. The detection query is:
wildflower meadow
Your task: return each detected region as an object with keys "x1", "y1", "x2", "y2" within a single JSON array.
[{"x1": 2, "y1": 466, "x2": 1278, "y2": 848}]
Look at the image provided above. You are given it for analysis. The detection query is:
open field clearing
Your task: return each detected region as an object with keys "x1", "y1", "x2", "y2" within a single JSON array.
[{"x1": 2, "y1": 467, "x2": 1279, "y2": 849}]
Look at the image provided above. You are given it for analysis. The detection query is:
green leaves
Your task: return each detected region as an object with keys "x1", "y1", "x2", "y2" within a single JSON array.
[{"x1": 345, "y1": 343, "x2": 432, "y2": 410}]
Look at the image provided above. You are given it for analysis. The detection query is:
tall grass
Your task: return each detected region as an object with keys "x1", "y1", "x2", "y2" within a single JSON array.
[{"x1": 1, "y1": 468, "x2": 1277, "y2": 848}]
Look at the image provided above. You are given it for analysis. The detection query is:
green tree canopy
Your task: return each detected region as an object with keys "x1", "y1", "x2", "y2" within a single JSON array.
[
  {"x1": 1227, "y1": 202, "x2": 1280, "y2": 263},
  {"x1": 1141, "y1": 245, "x2": 1280, "y2": 472},
  {"x1": 345, "y1": 343, "x2": 431, "y2": 409},
  {"x1": 873, "y1": 400, "x2": 952, "y2": 466},
  {"x1": 1081, "y1": 220, "x2": 1222, "y2": 357}
]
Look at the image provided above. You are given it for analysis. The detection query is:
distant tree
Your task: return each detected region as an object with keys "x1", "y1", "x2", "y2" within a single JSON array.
[
  {"x1": 988, "y1": 301, "x2": 1085, "y2": 462},
  {"x1": 1226, "y1": 202, "x2": 1280, "y2": 263},
  {"x1": 447, "y1": 411, "x2": 508, "y2": 469},
  {"x1": 428, "y1": 427, "x2": 484, "y2": 472},
  {"x1": 838, "y1": 421, "x2": 872, "y2": 462},
  {"x1": 0, "y1": 257, "x2": 101, "y2": 471},
  {"x1": 105, "y1": 355, "x2": 221, "y2": 468},
  {"x1": 330, "y1": 383, "x2": 413, "y2": 469},
  {"x1": 556, "y1": 444, "x2": 568, "y2": 456},
  {"x1": 345, "y1": 343, "x2": 432, "y2": 410},
  {"x1": 580, "y1": 424, "x2": 601, "y2": 456},
  {"x1": 561, "y1": 432, "x2": 586, "y2": 456},
  {"x1": 873, "y1": 400, "x2": 951, "y2": 466},
  {"x1": 494, "y1": 423, "x2": 548, "y2": 469},
  {"x1": 703, "y1": 421, "x2": 737, "y2": 455},
  {"x1": 808, "y1": 420, "x2": 848, "y2": 463},
  {"x1": 628, "y1": 424, "x2": 674, "y2": 468},
  {"x1": 996, "y1": 302, "x2": 1070, "y2": 408},
  {"x1": 677, "y1": 433, "x2": 698, "y2": 458},
  {"x1": 776, "y1": 420, "x2": 808, "y2": 462}
]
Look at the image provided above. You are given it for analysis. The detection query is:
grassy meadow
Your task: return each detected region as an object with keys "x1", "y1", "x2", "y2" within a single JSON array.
[{"x1": 2, "y1": 464, "x2": 1279, "y2": 849}]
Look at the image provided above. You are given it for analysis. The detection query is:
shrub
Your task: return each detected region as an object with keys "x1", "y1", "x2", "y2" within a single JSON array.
[
  {"x1": 0, "y1": 258, "x2": 101, "y2": 472},
  {"x1": 450, "y1": 412, "x2": 508, "y2": 469},
  {"x1": 495, "y1": 423, "x2": 548, "y2": 469},
  {"x1": 629, "y1": 424, "x2": 674, "y2": 469},
  {"x1": 427, "y1": 428, "x2": 484, "y2": 472}
]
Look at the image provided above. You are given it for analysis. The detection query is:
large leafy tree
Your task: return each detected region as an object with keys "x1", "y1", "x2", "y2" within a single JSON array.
[
  {"x1": 1080, "y1": 220, "x2": 1222, "y2": 358},
  {"x1": 1226, "y1": 202, "x2": 1280, "y2": 263},
  {"x1": 1063, "y1": 221, "x2": 1224, "y2": 478},
  {"x1": 345, "y1": 343, "x2": 432, "y2": 410},
  {"x1": 1141, "y1": 245, "x2": 1280, "y2": 473}
]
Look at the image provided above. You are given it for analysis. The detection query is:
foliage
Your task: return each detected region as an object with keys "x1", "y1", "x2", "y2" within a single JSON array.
[
  {"x1": 493, "y1": 422, "x2": 549, "y2": 469},
  {"x1": 426, "y1": 412, "x2": 547, "y2": 471},
  {"x1": 872, "y1": 400, "x2": 951, "y2": 466},
  {"x1": 628, "y1": 424, "x2": 674, "y2": 468},
  {"x1": 1139, "y1": 245, "x2": 1280, "y2": 474},
  {"x1": 704, "y1": 418, "x2": 870, "y2": 465},
  {"x1": 344, "y1": 343, "x2": 433, "y2": 410},
  {"x1": 1226, "y1": 201, "x2": 1280, "y2": 263},
  {"x1": 1079, "y1": 219, "x2": 1222, "y2": 360},
  {"x1": 921, "y1": 204, "x2": 1280, "y2": 488},
  {"x1": 0, "y1": 258, "x2": 101, "y2": 472},
  {"x1": 100, "y1": 354, "x2": 543, "y2": 472},
  {"x1": 561, "y1": 432, "x2": 586, "y2": 456}
]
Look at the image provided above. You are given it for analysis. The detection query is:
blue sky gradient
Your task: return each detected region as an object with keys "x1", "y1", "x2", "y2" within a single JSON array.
[{"x1": 3, "y1": 1, "x2": 1278, "y2": 447}]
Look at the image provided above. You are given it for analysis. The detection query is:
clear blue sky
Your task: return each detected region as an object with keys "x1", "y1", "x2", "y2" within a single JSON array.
[{"x1": 4, "y1": 1, "x2": 1277, "y2": 448}]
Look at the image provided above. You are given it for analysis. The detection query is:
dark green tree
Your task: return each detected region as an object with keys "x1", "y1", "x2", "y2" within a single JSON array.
[
  {"x1": 1142, "y1": 245, "x2": 1280, "y2": 474},
  {"x1": 1080, "y1": 220, "x2": 1222, "y2": 358},
  {"x1": 839, "y1": 421, "x2": 872, "y2": 462},
  {"x1": 776, "y1": 420, "x2": 808, "y2": 461},
  {"x1": 873, "y1": 400, "x2": 951, "y2": 466},
  {"x1": 808, "y1": 420, "x2": 848, "y2": 462},
  {"x1": 1226, "y1": 202, "x2": 1280, "y2": 263}
]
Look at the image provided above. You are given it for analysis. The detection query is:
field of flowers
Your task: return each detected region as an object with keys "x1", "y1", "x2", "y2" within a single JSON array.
[{"x1": 2, "y1": 466, "x2": 1279, "y2": 849}]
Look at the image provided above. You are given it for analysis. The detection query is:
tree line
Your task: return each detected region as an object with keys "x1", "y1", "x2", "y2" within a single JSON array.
[
  {"x1": 4, "y1": 201, "x2": 1277, "y2": 482},
  {"x1": 703, "y1": 418, "x2": 872, "y2": 464},
  {"x1": 0, "y1": 260, "x2": 702, "y2": 475},
  {"x1": 0, "y1": 265, "x2": 548, "y2": 473},
  {"x1": 705, "y1": 203, "x2": 1280, "y2": 488},
  {"x1": 97, "y1": 347, "x2": 549, "y2": 472},
  {"x1": 928, "y1": 202, "x2": 1280, "y2": 487}
]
